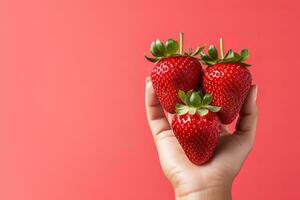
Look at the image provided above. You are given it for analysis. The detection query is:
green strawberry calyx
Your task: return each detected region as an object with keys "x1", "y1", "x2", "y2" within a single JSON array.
[
  {"x1": 144, "y1": 33, "x2": 204, "y2": 63},
  {"x1": 175, "y1": 90, "x2": 221, "y2": 116},
  {"x1": 200, "y1": 38, "x2": 251, "y2": 67}
]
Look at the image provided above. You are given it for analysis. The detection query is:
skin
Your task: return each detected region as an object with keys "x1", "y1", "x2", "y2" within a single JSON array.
[{"x1": 145, "y1": 77, "x2": 258, "y2": 200}]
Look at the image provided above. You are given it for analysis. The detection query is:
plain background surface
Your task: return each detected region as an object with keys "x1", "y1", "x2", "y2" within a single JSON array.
[{"x1": 1, "y1": 0, "x2": 300, "y2": 199}]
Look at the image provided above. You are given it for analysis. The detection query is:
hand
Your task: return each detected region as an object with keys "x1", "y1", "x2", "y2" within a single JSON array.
[{"x1": 145, "y1": 77, "x2": 258, "y2": 200}]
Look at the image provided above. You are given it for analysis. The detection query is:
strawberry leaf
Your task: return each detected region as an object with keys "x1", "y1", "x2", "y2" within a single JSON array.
[
  {"x1": 203, "y1": 61, "x2": 216, "y2": 66},
  {"x1": 185, "y1": 90, "x2": 193, "y2": 105},
  {"x1": 198, "y1": 39, "x2": 251, "y2": 67},
  {"x1": 178, "y1": 90, "x2": 187, "y2": 104},
  {"x1": 234, "y1": 52, "x2": 241, "y2": 62},
  {"x1": 240, "y1": 62, "x2": 251, "y2": 67},
  {"x1": 208, "y1": 45, "x2": 218, "y2": 60},
  {"x1": 191, "y1": 46, "x2": 204, "y2": 56},
  {"x1": 197, "y1": 109, "x2": 209, "y2": 116},
  {"x1": 155, "y1": 39, "x2": 167, "y2": 56},
  {"x1": 188, "y1": 107, "x2": 197, "y2": 115},
  {"x1": 150, "y1": 41, "x2": 161, "y2": 57},
  {"x1": 165, "y1": 39, "x2": 179, "y2": 55},
  {"x1": 200, "y1": 53, "x2": 213, "y2": 61},
  {"x1": 240, "y1": 49, "x2": 249, "y2": 61},
  {"x1": 205, "y1": 105, "x2": 221, "y2": 112},
  {"x1": 189, "y1": 92, "x2": 201, "y2": 107},
  {"x1": 224, "y1": 49, "x2": 234, "y2": 60},
  {"x1": 202, "y1": 94, "x2": 212, "y2": 105},
  {"x1": 175, "y1": 89, "x2": 221, "y2": 116},
  {"x1": 175, "y1": 104, "x2": 189, "y2": 115},
  {"x1": 201, "y1": 61, "x2": 210, "y2": 66},
  {"x1": 144, "y1": 54, "x2": 160, "y2": 63}
]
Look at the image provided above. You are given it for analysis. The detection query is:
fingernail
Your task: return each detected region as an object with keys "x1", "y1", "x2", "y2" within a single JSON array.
[
  {"x1": 145, "y1": 76, "x2": 151, "y2": 84},
  {"x1": 253, "y1": 85, "x2": 258, "y2": 101}
]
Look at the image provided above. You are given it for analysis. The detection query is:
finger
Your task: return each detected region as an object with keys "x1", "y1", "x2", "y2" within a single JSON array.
[
  {"x1": 167, "y1": 113, "x2": 174, "y2": 125},
  {"x1": 210, "y1": 134, "x2": 251, "y2": 170},
  {"x1": 145, "y1": 78, "x2": 190, "y2": 172},
  {"x1": 235, "y1": 85, "x2": 258, "y2": 141},
  {"x1": 145, "y1": 77, "x2": 171, "y2": 135},
  {"x1": 154, "y1": 130, "x2": 191, "y2": 179},
  {"x1": 220, "y1": 124, "x2": 228, "y2": 136},
  {"x1": 208, "y1": 86, "x2": 258, "y2": 169}
]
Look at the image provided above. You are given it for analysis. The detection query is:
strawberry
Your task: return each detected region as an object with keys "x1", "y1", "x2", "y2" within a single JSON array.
[
  {"x1": 171, "y1": 90, "x2": 221, "y2": 165},
  {"x1": 201, "y1": 39, "x2": 252, "y2": 124},
  {"x1": 145, "y1": 33, "x2": 203, "y2": 113}
]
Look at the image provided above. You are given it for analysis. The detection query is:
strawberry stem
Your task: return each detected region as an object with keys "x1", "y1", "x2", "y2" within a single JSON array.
[
  {"x1": 179, "y1": 32, "x2": 183, "y2": 55},
  {"x1": 220, "y1": 38, "x2": 224, "y2": 59}
]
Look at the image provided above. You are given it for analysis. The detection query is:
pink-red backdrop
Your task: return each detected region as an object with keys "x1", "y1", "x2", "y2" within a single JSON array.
[{"x1": 1, "y1": 0, "x2": 299, "y2": 199}]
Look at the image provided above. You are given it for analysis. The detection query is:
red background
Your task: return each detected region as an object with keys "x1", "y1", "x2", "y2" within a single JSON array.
[{"x1": 1, "y1": 0, "x2": 300, "y2": 199}]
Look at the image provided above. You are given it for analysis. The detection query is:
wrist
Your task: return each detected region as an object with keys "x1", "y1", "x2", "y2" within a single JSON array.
[{"x1": 175, "y1": 185, "x2": 232, "y2": 200}]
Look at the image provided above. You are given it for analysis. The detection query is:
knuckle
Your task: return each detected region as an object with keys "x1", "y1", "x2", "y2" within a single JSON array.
[
  {"x1": 154, "y1": 130, "x2": 174, "y2": 145},
  {"x1": 165, "y1": 166, "x2": 185, "y2": 189}
]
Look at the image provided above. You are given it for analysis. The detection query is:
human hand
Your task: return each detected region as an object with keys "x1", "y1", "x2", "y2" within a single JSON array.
[{"x1": 145, "y1": 77, "x2": 258, "y2": 200}]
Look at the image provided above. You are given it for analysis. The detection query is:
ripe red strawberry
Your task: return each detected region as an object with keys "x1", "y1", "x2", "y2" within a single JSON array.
[
  {"x1": 145, "y1": 33, "x2": 203, "y2": 113},
  {"x1": 171, "y1": 90, "x2": 221, "y2": 165},
  {"x1": 201, "y1": 39, "x2": 252, "y2": 124}
]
